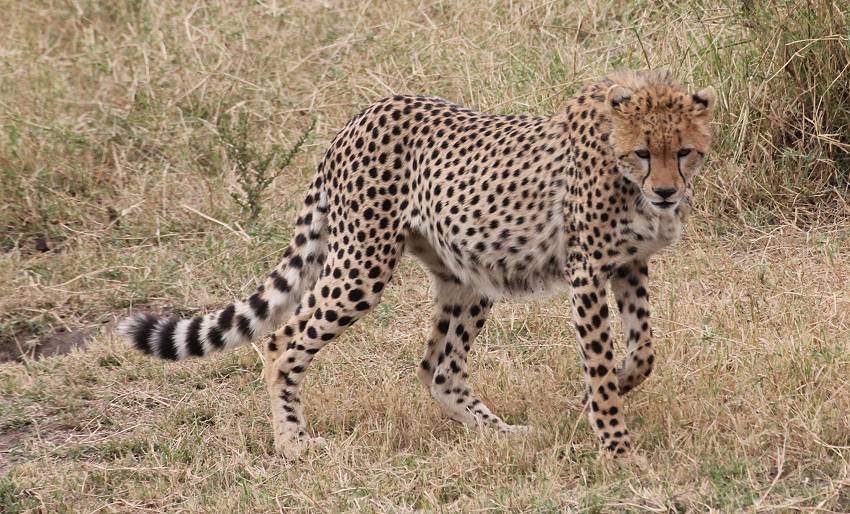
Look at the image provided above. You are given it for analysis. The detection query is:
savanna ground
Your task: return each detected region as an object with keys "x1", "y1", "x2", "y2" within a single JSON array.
[{"x1": 2, "y1": 0, "x2": 849, "y2": 512}]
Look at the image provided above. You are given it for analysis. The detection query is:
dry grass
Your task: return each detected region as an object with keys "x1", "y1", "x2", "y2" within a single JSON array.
[{"x1": 1, "y1": 0, "x2": 849, "y2": 512}]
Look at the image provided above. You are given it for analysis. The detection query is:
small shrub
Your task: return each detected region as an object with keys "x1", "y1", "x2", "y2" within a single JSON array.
[{"x1": 215, "y1": 113, "x2": 315, "y2": 223}]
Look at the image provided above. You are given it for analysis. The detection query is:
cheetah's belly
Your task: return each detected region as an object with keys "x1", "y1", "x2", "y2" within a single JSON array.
[{"x1": 407, "y1": 213, "x2": 569, "y2": 300}]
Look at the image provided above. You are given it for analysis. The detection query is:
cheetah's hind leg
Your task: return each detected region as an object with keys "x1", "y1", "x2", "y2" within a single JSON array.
[
  {"x1": 417, "y1": 277, "x2": 530, "y2": 434},
  {"x1": 264, "y1": 248, "x2": 399, "y2": 459}
]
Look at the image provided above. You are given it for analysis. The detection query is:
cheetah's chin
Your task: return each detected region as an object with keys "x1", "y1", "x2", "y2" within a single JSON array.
[{"x1": 650, "y1": 200, "x2": 677, "y2": 209}]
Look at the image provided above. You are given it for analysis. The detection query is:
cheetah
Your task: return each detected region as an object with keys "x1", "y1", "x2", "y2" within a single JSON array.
[{"x1": 119, "y1": 69, "x2": 716, "y2": 459}]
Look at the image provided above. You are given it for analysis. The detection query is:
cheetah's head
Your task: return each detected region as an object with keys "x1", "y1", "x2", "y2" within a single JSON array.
[{"x1": 604, "y1": 77, "x2": 716, "y2": 212}]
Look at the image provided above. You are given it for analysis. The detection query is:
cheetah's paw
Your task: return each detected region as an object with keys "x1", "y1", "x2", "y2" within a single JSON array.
[{"x1": 274, "y1": 434, "x2": 327, "y2": 461}]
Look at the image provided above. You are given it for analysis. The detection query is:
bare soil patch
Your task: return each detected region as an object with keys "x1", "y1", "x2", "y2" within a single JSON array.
[{"x1": 0, "y1": 325, "x2": 100, "y2": 363}]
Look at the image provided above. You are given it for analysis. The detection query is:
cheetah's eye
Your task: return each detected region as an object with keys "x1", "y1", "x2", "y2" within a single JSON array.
[
  {"x1": 677, "y1": 149, "x2": 692, "y2": 158},
  {"x1": 634, "y1": 150, "x2": 650, "y2": 159}
]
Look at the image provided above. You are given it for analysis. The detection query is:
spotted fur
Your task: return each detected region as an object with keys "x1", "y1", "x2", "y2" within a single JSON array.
[{"x1": 119, "y1": 69, "x2": 716, "y2": 459}]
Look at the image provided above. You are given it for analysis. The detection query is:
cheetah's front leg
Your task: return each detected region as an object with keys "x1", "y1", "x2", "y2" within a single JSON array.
[
  {"x1": 611, "y1": 260, "x2": 655, "y2": 395},
  {"x1": 570, "y1": 265, "x2": 631, "y2": 456}
]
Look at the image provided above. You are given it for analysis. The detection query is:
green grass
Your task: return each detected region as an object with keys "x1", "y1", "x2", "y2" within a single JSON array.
[
  {"x1": 0, "y1": 476, "x2": 39, "y2": 514},
  {"x1": 1, "y1": 0, "x2": 849, "y2": 512}
]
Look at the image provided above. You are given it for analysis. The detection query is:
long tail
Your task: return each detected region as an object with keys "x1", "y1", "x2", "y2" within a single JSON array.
[{"x1": 118, "y1": 179, "x2": 328, "y2": 360}]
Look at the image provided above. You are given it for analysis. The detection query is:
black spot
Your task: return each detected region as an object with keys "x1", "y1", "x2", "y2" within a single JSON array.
[
  {"x1": 128, "y1": 314, "x2": 157, "y2": 354},
  {"x1": 236, "y1": 315, "x2": 254, "y2": 339},
  {"x1": 218, "y1": 304, "x2": 235, "y2": 331},
  {"x1": 207, "y1": 326, "x2": 225, "y2": 349},
  {"x1": 248, "y1": 293, "x2": 269, "y2": 320},
  {"x1": 186, "y1": 317, "x2": 204, "y2": 356},
  {"x1": 270, "y1": 270, "x2": 291, "y2": 292},
  {"x1": 157, "y1": 318, "x2": 179, "y2": 360}
]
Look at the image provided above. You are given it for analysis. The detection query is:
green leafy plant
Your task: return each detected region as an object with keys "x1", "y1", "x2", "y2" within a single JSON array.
[{"x1": 216, "y1": 113, "x2": 315, "y2": 222}]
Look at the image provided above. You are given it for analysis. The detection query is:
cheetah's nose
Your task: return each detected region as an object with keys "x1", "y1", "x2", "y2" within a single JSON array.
[{"x1": 652, "y1": 187, "x2": 677, "y2": 200}]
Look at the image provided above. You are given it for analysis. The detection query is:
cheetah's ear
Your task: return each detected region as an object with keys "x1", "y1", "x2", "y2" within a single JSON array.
[
  {"x1": 606, "y1": 85, "x2": 634, "y2": 115},
  {"x1": 692, "y1": 86, "x2": 717, "y2": 118}
]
